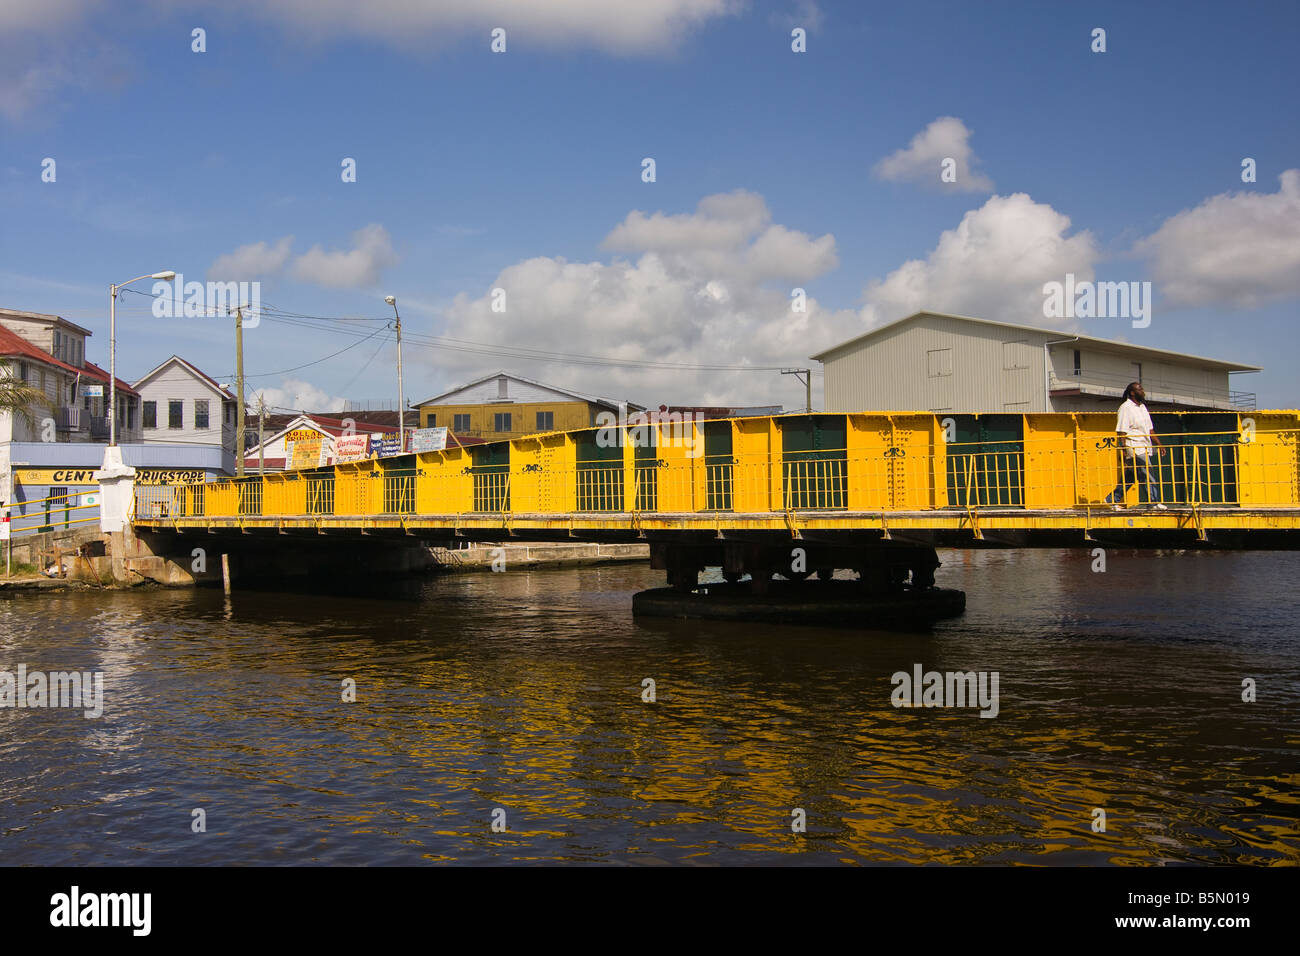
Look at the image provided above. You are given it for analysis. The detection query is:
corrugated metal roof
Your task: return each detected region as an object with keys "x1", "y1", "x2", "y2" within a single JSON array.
[
  {"x1": 415, "y1": 369, "x2": 646, "y2": 411},
  {"x1": 810, "y1": 311, "x2": 1261, "y2": 372}
]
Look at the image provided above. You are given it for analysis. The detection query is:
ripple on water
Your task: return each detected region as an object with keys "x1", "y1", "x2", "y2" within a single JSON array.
[{"x1": 0, "y1": 550, "x2": 1297, "y2": 864}]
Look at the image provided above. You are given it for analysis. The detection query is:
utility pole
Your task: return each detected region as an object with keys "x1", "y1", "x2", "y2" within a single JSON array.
[
  {"x1": 781, "y1": 368, "x2": 813, "y2": 413},
  {"x1": 234, "y1": 306, "x2": 246, "y2": 476},
  {"x1": 257, "y1": 394, "x2": 266, "y2": 475},
  {"x1": 384, "y1": 296, "x2": 405, "y2": 450}
]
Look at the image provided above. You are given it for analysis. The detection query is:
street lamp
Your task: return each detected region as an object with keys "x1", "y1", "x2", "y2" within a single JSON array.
[
  {"x1": 109, "y1": 271, "x2": 175, "y2": 446},
  {"x1": 385, "y1": 295, "x2": 405, "y2": 450}
]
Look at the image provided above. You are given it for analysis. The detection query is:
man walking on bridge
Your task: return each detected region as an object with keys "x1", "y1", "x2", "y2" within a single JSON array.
[{"x1": 1104, "y1": 382, "x2": 1167, "y2": 510}]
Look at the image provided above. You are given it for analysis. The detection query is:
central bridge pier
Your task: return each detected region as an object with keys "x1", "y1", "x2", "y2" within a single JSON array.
[{"x1": 637, "y1": 534, "x2": 964, "y2": 629}]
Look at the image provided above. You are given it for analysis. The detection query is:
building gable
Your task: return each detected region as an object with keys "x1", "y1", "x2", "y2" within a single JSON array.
[
  {"x1": 133, "y1": 355, "x2": 234, "y2": 400},
  {"x1": 419, "y1": 372, "x2": 590, "y2": 407}
]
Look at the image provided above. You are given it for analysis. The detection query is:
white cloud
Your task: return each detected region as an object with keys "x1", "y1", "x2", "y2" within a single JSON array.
[
  {"x1": 221, "y1": 0, "x2": 737, "y2": 53},
  {"x1": 602, "y1": 188, "x2": 838, "y2": 284},
  {"x1": 1134, "y1": 169, "x2": 1300, "y2": 309},
  {"x1": 291, "y1": 224, "x2": 398, "y2": 289},
  {"x1": 255, "y1": 378, "x2": 347, "y2": 413},
  {"x1": 436, "y1": 191, "x2": 856, "y2": 408},
  {"x1": 603, "y1": 190, "x2": 771, "y2": 252},
  {"x1": 0, "y1": 36, "x2": 129, "y2": 123},
  {"x1": 0, "y1": 60, "x2": 70, "y2": 121},
  {"x1": 770, "y1": 0, "x2": 824, "y2": 32},
  {"x1": 745, "y1": 224, "x2": 837, "y2": 283},
  {"x1": 0, "y1": 0, "x2": 98, "y2": 32},
  {"x1": 208, "y1": 237, "x2": 294, "y2": 281},
  {"x1": 873, "y1": 116, "x2": 994, "y2": 193},
  {"x1": 860, "y1": 192, "x2": 1099, "y2": 327},
  {"x1": 0, "y1": 0, "x2": 734, "y2": 121}
]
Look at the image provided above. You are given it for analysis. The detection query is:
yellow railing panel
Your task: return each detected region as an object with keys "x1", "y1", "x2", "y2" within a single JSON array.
[
  {"x1": 1024, "y1": 415, "x2": 1077, "y2": 508},
  {"x1": 206, "y1": 482, "x2": 238, "y2": 516},
  {"x1": 733, "y1": 417, "x2": 777, "y2": 512},
  {"x1": 846, "y1": 414, "x2": 892, "y2": 510},
  {"x1": 129, "y1": 412, "x2": 1300, "y2": 526},
  {"x1": 508, "y1": 436, "x2": 545, "y2": 513},
  {"x1": 891, "y1": 414, "x2": 939, "y2": 511},
  {"x1": 1239, "y1": 415, "x2": 1299, "y2": 507},
  {"x1": 654, "y1": 421, "x2": 697, "y2": 513}
]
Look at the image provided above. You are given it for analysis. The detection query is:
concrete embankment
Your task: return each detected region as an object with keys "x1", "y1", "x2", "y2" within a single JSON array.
[
  {"x1": 0, "y1": 526, "x2": 116, "y2": 590},
  {"x1": 2, "y1": 528, "x2": 650, "y2": 592}
]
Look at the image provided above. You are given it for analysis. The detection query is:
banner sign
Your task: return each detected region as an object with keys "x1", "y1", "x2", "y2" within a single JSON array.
[
  {"x1": 13, "y1": 467, "x2": 209, "y2": 486},
  {"x1": 375, "y1": 436, "x2": 405, "y2": 458},
  {"x1": 81, "y1": 384, "x2": 103, "y2": 398},
  {"x1": 411, "y1": 427, "x2": 448, "y2": 453},
  {"x1": 287, "y1": 437, "x2": 327, "y2": 470},
  {"x1": 14, "y1": 468, "x2": 99, "y2": 485},
  {"x1": 333, "y1": 434, "x2": 371, "y2": 463},
  {"x1": 135, "y1": 469, "x2": 208, "y2": 485}
]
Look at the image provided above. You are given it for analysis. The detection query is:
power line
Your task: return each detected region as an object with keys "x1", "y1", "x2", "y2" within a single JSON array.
[
  {"x1": 256, "y1": 312, "x2": 790, "y2": 372},
  {"x1": 110, "y1": 290, "x2": 790, "y2": 372},
  {"x1": 336, "y1": 333, "x2": 392, "y2": 396},
  {"x1": 96, "y1": 291, "x2": 819, "y2": 378},
  {"x1": 216, "y1": 325, "x2": 392, "y2": 380}
]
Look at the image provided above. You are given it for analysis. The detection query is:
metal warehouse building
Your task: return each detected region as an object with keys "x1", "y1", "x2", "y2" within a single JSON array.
[{"x1": 811, "y1": 311, "x2": 1260, "y2": 414}]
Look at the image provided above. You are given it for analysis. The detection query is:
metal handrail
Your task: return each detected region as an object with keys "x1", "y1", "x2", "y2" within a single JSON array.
[{"x1": 126, "y1": 421, "x2": 1300, "y2": 520}]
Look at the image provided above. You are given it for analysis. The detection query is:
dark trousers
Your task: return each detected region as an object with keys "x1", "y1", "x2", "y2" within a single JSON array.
[{"x1": 1106, "y1": 455, "x2": 1159, "y2": 504}]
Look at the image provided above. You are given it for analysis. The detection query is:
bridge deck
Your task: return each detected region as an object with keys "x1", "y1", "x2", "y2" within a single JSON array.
[
  {"x1": 133, "y1": 506, "x2": 1300, "y2": 547},
  {"x1": 129, "y1": 410, "x2": 1300, "y2": 549}
]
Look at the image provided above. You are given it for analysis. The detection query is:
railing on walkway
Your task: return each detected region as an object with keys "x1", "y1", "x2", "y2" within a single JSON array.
[
  {"x1": 130, "y1": 415, "x2": 1300, "y2": 522},
  {"x1": 3, "y1": 490, "x2": 104, "y2": 539}
]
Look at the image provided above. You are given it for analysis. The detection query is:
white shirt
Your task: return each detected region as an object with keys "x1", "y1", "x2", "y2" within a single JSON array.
[{"x1": 1116, "y1": 398, "x2": 1154, "y2": 459}]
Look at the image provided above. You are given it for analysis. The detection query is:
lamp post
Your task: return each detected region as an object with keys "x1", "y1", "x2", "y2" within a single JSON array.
[
  {"x1": 109, "y1": 271, "x2": 175, "y2": 445},
  {"x1": 385, "y1": 295, "x2": 405, "y2": 450}
]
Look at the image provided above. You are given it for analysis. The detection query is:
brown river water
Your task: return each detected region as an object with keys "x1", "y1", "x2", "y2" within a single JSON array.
[{"x1": 1, "y1": 548, "x2": 1297, "y2": 865}]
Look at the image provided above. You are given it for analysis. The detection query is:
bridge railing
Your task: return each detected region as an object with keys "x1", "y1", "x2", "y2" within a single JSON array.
[{"x1": 131, "y1": 416, "x2": 1300, "y2": 520}]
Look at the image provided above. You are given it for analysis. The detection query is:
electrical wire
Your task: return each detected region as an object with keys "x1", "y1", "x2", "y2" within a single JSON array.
[
  {"x1": 212, "y1": 325, "x2": 392, "y2": 380},
  {"x1": 335, "y1": 333, "x2": 392, "y2": 396},
  {"x1": 113, "y1": 288, "x2": 794, "y2": 372}
]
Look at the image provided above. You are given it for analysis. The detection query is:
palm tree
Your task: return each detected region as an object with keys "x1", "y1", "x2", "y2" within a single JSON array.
[{"x1": 0, "y1": 374, "x2": 45, "y2": 427}]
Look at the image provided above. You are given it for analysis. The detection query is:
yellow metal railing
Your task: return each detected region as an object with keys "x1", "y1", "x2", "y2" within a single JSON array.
[
  {"x1": 4, "y1": 492, "x2": 104, "y2": 537},
  {"x1": 130, "y1": 414, "x2": 1300, "y2": 521}
]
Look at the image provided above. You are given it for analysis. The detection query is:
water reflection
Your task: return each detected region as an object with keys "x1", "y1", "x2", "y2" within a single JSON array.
[{"x1": 0, "y1": 549, "x2": 1297, "y2": 864}]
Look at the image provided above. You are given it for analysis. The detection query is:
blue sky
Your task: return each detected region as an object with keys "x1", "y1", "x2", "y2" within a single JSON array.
[{"x1": 2, "y1": 0, "x2": 1297, "y2": 412}]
